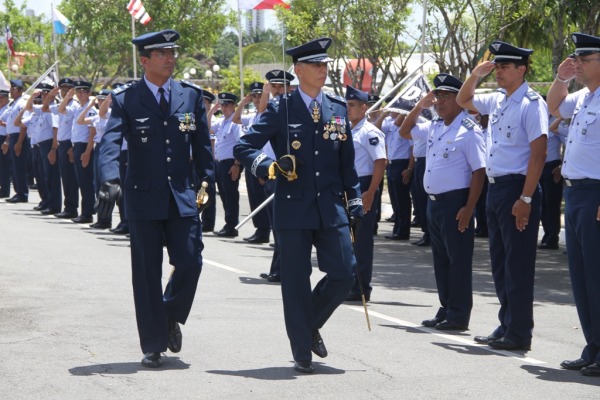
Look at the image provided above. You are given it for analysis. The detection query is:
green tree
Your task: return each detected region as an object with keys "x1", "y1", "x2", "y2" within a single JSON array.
[{"x1": 218, "y1": 66, "x2": 261, "y2": 97}]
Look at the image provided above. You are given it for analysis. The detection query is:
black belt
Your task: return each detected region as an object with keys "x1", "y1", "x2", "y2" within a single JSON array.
[
  {"x1": 428, "y1": 188, "x2": 469, "y2": 201},
  {"x1": 565, "y1": 178, "x2": 600, "y2": 187},
  {"x1": 488, "y1": 174, "x2": 525, "y2": 184}
]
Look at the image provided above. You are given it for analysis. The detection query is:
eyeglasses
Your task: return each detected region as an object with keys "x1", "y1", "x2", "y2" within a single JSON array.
[
  {"x1": 152, "y1": 49, "x2": 178, "y2": 59},
  {"x1": 435, "y1": 93, "x2": 456, "y2": 101},
  {"x1": 251, "y1": 93, "x2": 262, "y2": 98},
  {"x1": 573, "y1": 56, "x2": 600, "y2": 64}
]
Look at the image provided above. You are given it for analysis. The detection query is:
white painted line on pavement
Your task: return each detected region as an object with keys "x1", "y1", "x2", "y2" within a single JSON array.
[
  {"x1": 204, "y1": 258, "x2": 248, "y2": 274},
  {"x1": 348, "y1": 307, "x2": 546, "y2": 365}
]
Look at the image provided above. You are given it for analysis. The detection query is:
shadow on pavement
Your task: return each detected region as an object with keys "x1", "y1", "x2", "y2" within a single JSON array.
[
  {"x1": 206, "y1": 362, "x2": 346, "y2": 380},
  {"x1": 68, "y1": 357, "x2": 190, "y2": 375},
  {"x1": 521, "y1": 364, "x2": 600, "y2": 386}
]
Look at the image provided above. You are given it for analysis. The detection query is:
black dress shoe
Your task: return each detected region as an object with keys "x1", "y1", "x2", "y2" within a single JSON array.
[
  {"x1": 346, "y1": 292, "x2": 370, "y2": 302},
  {"x1": 246, "y1": 235, "x2": 270, "y2": 244},
  {"x1": 5, "y1": 195, "x2": 27, "y2": 203},
  {"x1": 55, "y1": 210, "x2": 78, "y2": 219},
  {"x1": 311, "y1": 331, "x2": 327, "y2": 358},
  {"x1": 243, "y1": 233, "x2": 259, "y2": 242},
  {"x1": 167, "y1": 320, "x2": 182, "y2": 353},
  {"x1": 215, "y1": 228, "x2": 238, "y2": 237},
  {"x1": 72, "y1": 215, "x2": 93, "y2": 224},
  {"x1": 89, "y1": 221, "x2": 111, "y2": 229},
  {"x1": 435, "y1": 320, "x2": 469, "y2": 331},
  {"x1": 33, "y1": 203, "x2": 45, "y2": 211},
  {"x1": 580, "y1": 363, "x2": 600, "y2": 376},
  {"x1": 267, "y1": 274, "x2": 281, "y2": 282},
  {"x1": 110, "y1": 225, "x2": 129, "y2": 234},
  {"x1": 488, "y1": 337, "x2": 531, "y2": 351},
  {"x1": 40, "y1": 208, "x2": 59, "y2": 215},
  {"x1": 474, "y1": 333, "x2": 503, "y2": 344},
  {"x1": 141, "y1": 352, "x2": 162, "y2": 368},
  {"x1": 560, "y1": 358, "x2": 592, "y2": 370},
  {"x1": 385, "y1": 234, "x2": 409, "y2": 241},
  {"x1": 260, "y1": 273, "x2": 270, "y2": 279},
  {"x1": 294, "y1": 361, "x2": 314, "y2": 373},
  {"x1": 411, "y1": 237, "x2": 431, "y2": 246},
  {"x1": 538, "y1": 242, "x2": 559, "y2": 250},
  {"x1": 421, "y1": 317, "x2": 442, "y2": 328}
]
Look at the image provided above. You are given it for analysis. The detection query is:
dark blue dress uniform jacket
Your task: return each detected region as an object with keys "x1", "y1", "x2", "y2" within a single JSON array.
[
  {"x1": 234, "y1": 89, "x2": 361, "y2": 230},
  {"x1": 99, "y1": 79, "x2": 214, "y2": 220}
]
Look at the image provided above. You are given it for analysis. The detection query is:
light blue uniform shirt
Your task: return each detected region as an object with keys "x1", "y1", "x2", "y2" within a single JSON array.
[
  {"x1": 66, "y1": 100, "x2": 97, "y2": 143},
  {"x1": 546, "y1": 115, "x2": 566, "y2": 162},
  {"x1": 472, "y1": 82, "x2": 548, "y2": 177},
  {"x1": 411, "y1": 111, "x2": 486, "y2": 194},
  {"x1": 212, "y1": 114, "x2": 241, "y2": 160},
  {"x1": 49, "y1": 100, "x2": 78, "y2": 141},
  {"x1": 385, "y1": 122, "x2": 411, "y2": 160},
  {"x1": 351, "y1": 117, "x2": 386, "y2": 177},
  {"x1": 1, "y1": 97, "x2": 26, "y2": 135},
  {"x1": 558, "y1": 87, "x2": 600, "y2": 180},
  {"x1": 25, "y1": 107, "x2": 58, "y2": 144},
  {"x1": 0, "y1": 104, "x2": 8, "y2": 136}
]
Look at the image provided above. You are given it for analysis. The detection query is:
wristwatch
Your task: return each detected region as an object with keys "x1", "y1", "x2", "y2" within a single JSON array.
[{"x1": 520, "y1": 195, "x2": 532, "y2": 204}]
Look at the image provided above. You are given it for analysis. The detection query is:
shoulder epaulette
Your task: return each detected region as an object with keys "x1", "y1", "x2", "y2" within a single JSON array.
[
  {"x1": 112, "y1": 84, "x2": 132, "y2": 96},
  {"x1": 325, "y1": 92, "x2": 346, "y2": 104},
  {"x1": 180, "y1": 80, "x2": 203, "y2": 93},
  {"x1": 526, "y1": 90, "x2": 540, "y2": 101},
  {"x1": 461, "y1": 117, "x2": 476, "y2": 130}
]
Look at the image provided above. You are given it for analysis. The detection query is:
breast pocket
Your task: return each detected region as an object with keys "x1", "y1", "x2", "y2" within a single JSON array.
[
  {"x1": 578, "y1": 112, "x2": 597, "y2": 142},
  {"x1": 497, "y1": 114, "x2": 519, "y2": 144}
]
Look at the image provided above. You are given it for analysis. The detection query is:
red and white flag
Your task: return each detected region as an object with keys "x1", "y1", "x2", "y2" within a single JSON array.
[
  {"x1": 239, "y1": 0, "x2": 290, "y2": 10},
  {"x1": 5, "y1": 26, "x2": 15, "y2": 57},
  {"x1": 127, "y1": 0, "x2": 152, "y2": 25}
]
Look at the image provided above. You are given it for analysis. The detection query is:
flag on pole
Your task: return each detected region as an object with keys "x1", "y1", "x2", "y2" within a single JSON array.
[
  {"x1": 127, "y1": 0, "x2": 152, "y2": 25},
  {"x1": 384, "y1": 73, "x2": 434, "y2": 120},
  {"x1": 238, "y1": 0, "x2": 290, "y2": 10},
  {"x1": 52, "y1": 8, "x2": 70, "y2": 34},
  {"x1": 5, "y1": 26, "x2": 15, "y2": 56}
]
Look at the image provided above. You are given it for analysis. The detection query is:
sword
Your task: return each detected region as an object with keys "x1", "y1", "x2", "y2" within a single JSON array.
[{"x1": 235, "y1": 193, "x2": 274, "y2": 231}]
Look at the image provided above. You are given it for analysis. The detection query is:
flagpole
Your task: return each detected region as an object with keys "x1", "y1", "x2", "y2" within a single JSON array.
[
  {"x1": 131, "y1": 15, "x2": 137, "y2": 79},
  {"x1": 237, "y1": 1, "x2": 244, "y2": 98},
  {"x1": 51, "y1": 3, "x2": 60, "y2": 80},
  {"x1": 6, "y1": 27, "x2": 10, "y2": 80}
]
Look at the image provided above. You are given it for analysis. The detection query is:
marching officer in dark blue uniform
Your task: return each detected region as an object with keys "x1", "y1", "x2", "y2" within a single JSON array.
[
  {"x1": 547, "y1": 32, "x2": 600, "y2": 377},
  {"x1": 234, "y1": 37, "x2": 363, "y2": 374},
  {"x1": 457, "y1": 41, "x2": 548, "y2": 351},
  {"x1": 96, "y1": 29, "x2": 213, "y2": 368},
  {"x1": 401, "y1": 74, "x2": 486, "y2": 331}
]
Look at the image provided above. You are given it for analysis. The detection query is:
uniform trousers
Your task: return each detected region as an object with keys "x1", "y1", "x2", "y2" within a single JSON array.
[
  {"x1": 117, "y1": 149, "x2": 129, "y2": 228},
  {"x1": 427, "y1": 188, "x2": 473, "y2": 324},
  {"x1": 72, "y1": 142, "x2": 95, "y2": 217},
  {"x1": 387, "y1": 159, "x2": 411, "y2": 238},
  {"x1": 31, "y1": 144, "x2": 47, "y2": 206},
  {"x1": 352, "y1": 175, "x2": 378, "y2": 294},
  {"x1": 215, "y1": 159, "x2": 241, "y2": 230},
  {"x1": 128, "y1": 195, "x2": 204, "y2": 354},
  {"x1": 245, "y1": 169, "x2": 270, "y2": 237},
  {"x1": 37, "y1": 139, "x2": 62, "y2": 211},
  {"x1": 57, "y1": 140, "x2": 79, "y2": 213},
  {"x1": 92, "y1": 142, "x2": 110, "y2": 223},
  {"x1": 539, "y1": 159, "x2": 563, "y2": 246},
  {"x1": 8, "y1": 133, "x2": 29, "y2": 200},
  {"x1": 486, "y1": 175, "x2": 541, "y2": 343},
  {"x1": 0, "y1": 135, "x2": 11, "y2": 197},
  {"x1": 279, "y1": 226, "x2": 355, "y2": 362},
  {"x1": 264, "y1": 180, "x2": 280, "y2": 275},
  {"x1": 413, "y1": 157, "x2": 429, "y2": 239},
  {"x1": 564, "y1": 180, "x2": 600, "y2": 364}
]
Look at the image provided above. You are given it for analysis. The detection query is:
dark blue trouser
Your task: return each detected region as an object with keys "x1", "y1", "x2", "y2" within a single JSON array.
[
  {"x1": 129, "y1": 195, "x2": 204, "y2": 353},
  {"x1": 31, "y1": 144, "x2": 47, "y2": 206},
  {"x1": 539, "y1": 160, "x2": 563, "y2": 245},
  {"x1": 475, "y1": 176, "x2": 489, "y2": 236},
  {"x1": 427, "y1": 189, "x2": 473, "y2": 324},
  {"x1": 93, "y1": 143, "x2": 110, "y2": 223},
  {"x1": 413, "y1": 157, "x2": 429, "y2": 239},
  {"x1": 117, "y1": 149, "x2": 128, "y2": 227},
  {"x1": 564, "y1": 180, "x2": 600, "y2": 364},
  {"x1": 279, "y1": 226, "x2": 355, "y2": 362},
  {"x1": 215, "y1": 159, "x2": 240, "y2": 230},
  {"x1": 57, "y1": 140, "x2": 79, "y2": 213},
  {"x1": 245, "y1": 169, "x2": 270, "y2": 237},
  {"x1": 0, "y1": 135, "x2": 11, "y2": 197},
  {"x1": 387, "y1": 159, "x2": 411, "y2": 237},
  {"x1": 352, "y1": 176, "x2": 378, "y2": 294},
  {"x1": 264, "y1": 180, "x2": 280, "y2": 275},
  {"x1": 72, "y1": 142, "x2": 95, "y2": 217},
  {"x1": 8, "y1": 133, "x2": 29, "y2": 200},
  {"x1": 486, "y1": 176, "x2": 541, "y2": 343},
  {"x1": 37, "y1": 139, "x2": 62, "y2": 211}
]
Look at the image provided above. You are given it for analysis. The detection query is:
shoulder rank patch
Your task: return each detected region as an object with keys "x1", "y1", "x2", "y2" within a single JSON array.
[
  {"x1": 369, "y1": 136, "x2": 379, "y2": 146},
  {"x1": 325, "y1": 92, "x2": 347, "y2": 104},
  {"x1": 112, "y1": 84, "x2": 131, "y2": 96},
  {"x1": 526, "y1": 90, "x2": 540, "y2": 101},
  {"x1": 461, "y1": 118, "x2": 476, "y2": 130},
  {"x1": 180, "y1": 80, "x2": 203, "y2": 93}
]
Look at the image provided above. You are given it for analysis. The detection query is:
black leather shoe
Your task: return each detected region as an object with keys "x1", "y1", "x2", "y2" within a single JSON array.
[
  {"x1": 474, "y1": 333, "x2": 502, "y2": 344},
  {"x1": 55, "y1": 210, "x2": 78, "y2": 219},
  {"x1": 33, "y1": 203, "x2": 45, "y2": 211},
  {"x1": 267, "y1": 274, "x2": 281, "y2": 282},
  {"x1": 72, "y1": 215, "x2": 93, "y2": 224},
  {"x1": 580, "y1": 363, "x2": 600, "y2": 377},
  {"x1": 385, "y1": 234, "x2": 409, "y2": 241},
  {"x1": 488, "y1": 337, "x2": 531, "y2": 351},
  {"x1": 167, "y1": 320, "x2": 182, "y2": 353},
  {"x1": 215, "y1": 228, "x2": 238, "y2": 237},
  {"x1": 246, "y1": 235, "x2": 269, "y2": 244},
  {"x1": 90, "y1": 221, "x2": 111, "y2": 229},
  {"x1": 110, "y1": 225, "x2": 129, "y2": 234},
  {"x1": 294, "y1": 361, "x2": 314, "y2": 373},
  {"x1": 411, "y1": 237, "x2": 431, "y2": 246},
  {"x1": 560, "y1": 358, "x2": 592, "y2": 370},
  {"x1": 435, "y1": 320, "x2": 469, "y2": 331},
  {"x1": 40, "y1": 208, "x2": 59, "y2": 215},
  {"x1": 260, "y1": 273, "x2": 270, "y2": 279},
  {"x1": 141, "y1": 352, "x2": 162, "y2": 368},
  {"x1": 311, "y1": 331, "x2": 327, "y2": 358},
  {"x1": 5, "y1": 195, "x2": 27, "y2": 203},
  {"x1": 421, "y1": 317, "x2": 442, "y2": 328},
  {"x1": 346, "y1": 292, "x2": 370, "y2": 302},
  {"x1": 243, "y1": 233, "x2": 259, "y2": 242},
  {"x1": 538, "y1": 242, "x2": 559, "y2": 250}
]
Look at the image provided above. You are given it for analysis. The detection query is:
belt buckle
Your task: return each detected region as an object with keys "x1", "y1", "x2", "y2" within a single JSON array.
[
  {"x1": 488, "y1": 177, "x2": 495, "y2": 183},
  {"x1": 429, "y1": 195, "x2": 436, "y2": 201},
  {"x1": 565, "y1": 179, "x2": 572, "y2": 187}
]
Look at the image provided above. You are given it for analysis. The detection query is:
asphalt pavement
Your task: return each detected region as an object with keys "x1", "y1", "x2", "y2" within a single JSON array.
[{"x1": 0, "y1": 187, "x2": 598, "y2": 399}]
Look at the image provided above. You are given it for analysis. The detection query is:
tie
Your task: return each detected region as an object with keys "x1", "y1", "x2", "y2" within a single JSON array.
[
  {"x1": 158, "y1": 87, "x2": 169, "y2": 115},
  {"x1": 310, "y1": 99, "x2": 320, "y2": 123}
]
